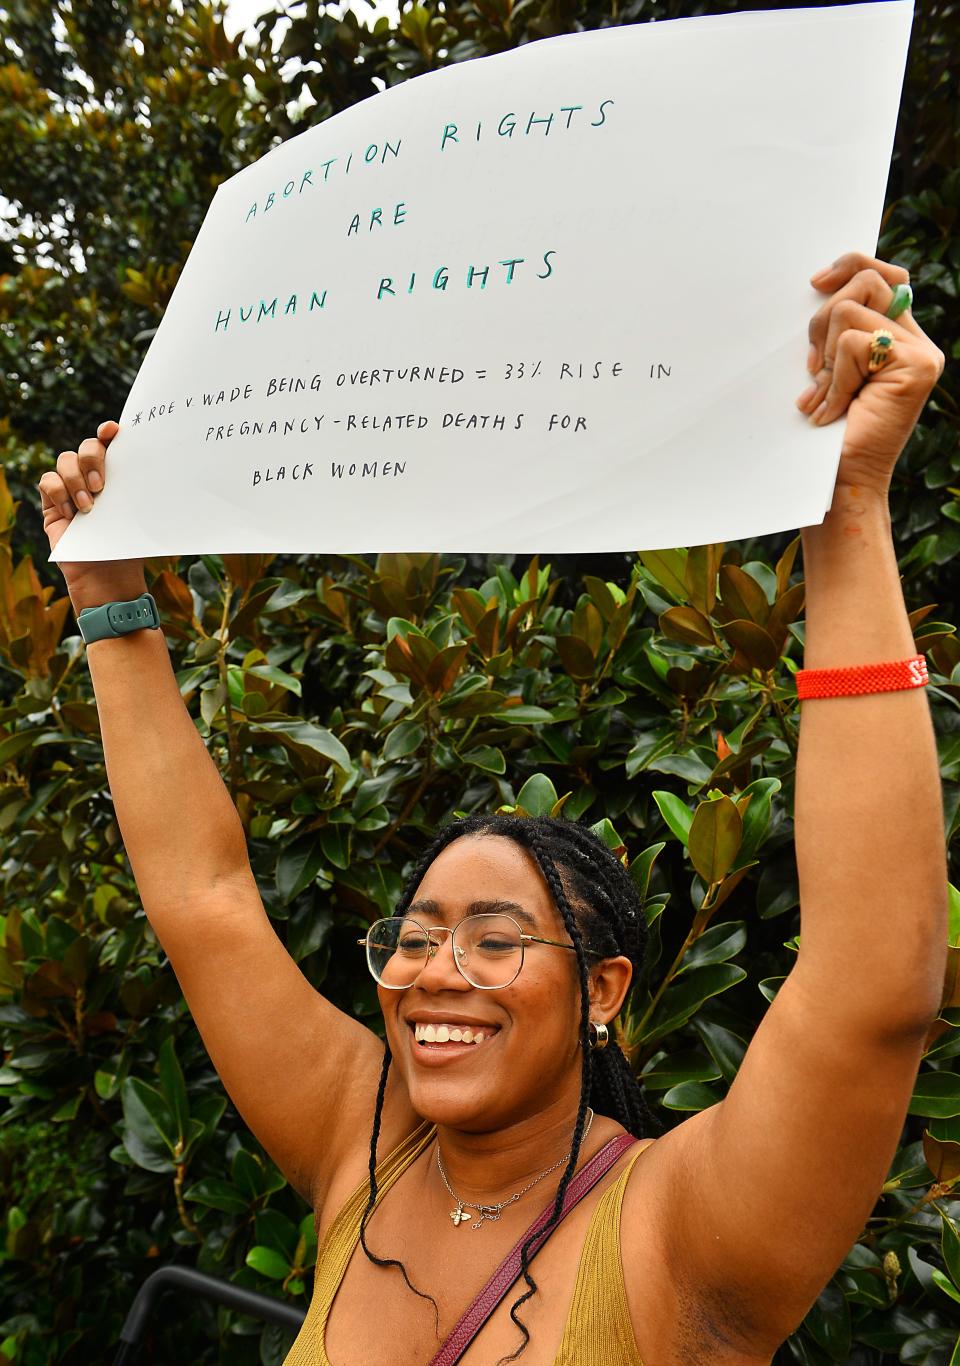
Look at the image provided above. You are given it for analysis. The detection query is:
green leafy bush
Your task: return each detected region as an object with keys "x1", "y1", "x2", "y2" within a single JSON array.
[{"x1": 1, "y1": 2, "x2": 959, "y2": 1364}]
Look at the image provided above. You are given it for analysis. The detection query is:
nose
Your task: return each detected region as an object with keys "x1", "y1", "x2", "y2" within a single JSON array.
[{"x1": 413, "y1": 927, "x2": 470, "y2": 990}]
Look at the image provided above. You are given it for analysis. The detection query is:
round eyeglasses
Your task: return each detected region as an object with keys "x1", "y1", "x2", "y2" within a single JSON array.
[{"x1": 357, "y1": 913, "x2": 602, "y2": 992}]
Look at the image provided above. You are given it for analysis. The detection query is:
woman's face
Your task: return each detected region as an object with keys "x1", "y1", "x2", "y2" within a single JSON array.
[{"x1": 378, "y1": 835, "x2": 598, "y2": 1132}]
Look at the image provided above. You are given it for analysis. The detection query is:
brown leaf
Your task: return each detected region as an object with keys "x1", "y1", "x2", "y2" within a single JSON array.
[
  {"x1": 908, "y1": 603, "x2": 939, "y2": 630},
  {"x1": 555, "y1": 635, "x2": 595, "y2": 680},
  {"x1": 685, "y1": 543, "x2": 723, "y2": 616},
  {"x1": 425, "y1": 642, "x2": 469, "y2": 696},
  {"x1": 923, "y1": 1131, "x2": 960, "y2": 1183},
  {"x1": 719, "y1": 565, "x2": 770, "y2": 626},
  {"x1": 150, "y1": 570, "x2": 195, "y2": 624},
  {"x1": 583, "y1": 575, "x2": 617, "y2": 624},
  {"x1": 659, "y1": 606, "x2": 716, "y2": 648},
  {"x1": 452, "y1": 587, "x2": 487, "y2": 632},
  {"x1": 474, "y1": 601, "x2": 501, "y2": 659},
  {"x1": 222, "y1": 553, "x2": 275, "y2": 588},
  {"x1": 766, "y1": 582, "x2": 806, "y2": 652},
  {"x1": 775, "y1": 536, "x2": 801, "y2": 599},
  {"x1": 721, "y1": 619, "x2": 781, "y2": 672},
  {"x1": 572, "y1": 599, "x2": 604, "y2": 658},
  {"x1": 931, "y1": 635, "x2": 960, "y2": 677}
]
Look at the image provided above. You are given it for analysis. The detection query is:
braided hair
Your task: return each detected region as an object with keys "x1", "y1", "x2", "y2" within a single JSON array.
[{"x1": 357, "y1": 813, "x2": 661, "y2": 1362}]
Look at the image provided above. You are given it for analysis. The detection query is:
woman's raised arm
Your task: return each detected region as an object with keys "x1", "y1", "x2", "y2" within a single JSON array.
[
  {"x1": 641, "y1": 254, "x2": 949, "y2": 1353},
  {"x1": 38, "y1": 424, "x2": 417, "y2": 1209}
]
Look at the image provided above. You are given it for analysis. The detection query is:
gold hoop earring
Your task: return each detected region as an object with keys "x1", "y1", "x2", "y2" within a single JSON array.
[{"x1": 588, "y1": 1020, "x2": 609, "y2": 1051}]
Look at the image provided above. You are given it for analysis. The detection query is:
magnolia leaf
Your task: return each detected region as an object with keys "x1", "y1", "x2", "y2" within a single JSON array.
[
  {"x1": 276, "y1": 838, "x2": 324, "y2": 905},
  {"x1": 462, "y1": 745, "x2": 506, "y2": 775},
  {"x1": 245, "y1": 1245, "x2": 290, "y2": 1280},
  {"x1": 629, "y1": 842, "x2": 666, "y2": 902},
  {"x1": 157, "y1": 1036, "x2": 189, "y2": 1141},
  {"x1": 640, "y1": 1051, "x2": 721, "y2": 1090},
  {"x1": 684, "y1": 543, "x2": 723, "y2": 616},
  {"x1": 660, "y1": 1080, "x2": 722, "y2": 1111},
  {"x1": 638, "y1": 549, "x2": 688, "y2": 602},
  {"x1": 251, "y1": 720, "x2": 351, "y2": 771},
  {"x1": 659, "y1": 606, "x2": 716, "y2": 648},
  {"x1": 688, "y1": 794, "x2": 742, "y2": 884},
  {"x1": 516, "y1": 774, "x2": 559, "y2": 817},
  {"x1": 184, "y1": 1178, "x2": 249, "y2": 1215},
  {"x1": 645, "y1": 964, "x2": 747, "y2": 1043},
  {"x1": 555, "y1": 635, "x2": 596, "y2": 680},
  {"x1": 652, "y1": 790, "x2": 693, "y2": 844},
  {"x1": 909, "y1": 1072, "x2": 960, "y2": 1118},
  {"x1": 382, "y1": 720, "x2": 425, "y2": 761},
  {"x1": 721, "y1": 619, "x2": 781, "y2": 671}
]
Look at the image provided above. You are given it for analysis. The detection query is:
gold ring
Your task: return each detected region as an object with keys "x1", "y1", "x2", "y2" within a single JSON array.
[{"x1": 868, "y1": 329, "x2": 895, "y2": 373}]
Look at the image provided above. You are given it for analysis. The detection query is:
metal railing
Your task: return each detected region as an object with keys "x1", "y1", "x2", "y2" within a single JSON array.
[{"x1": 111, "y1": 1265, "x2": 306, "y2": 1365}]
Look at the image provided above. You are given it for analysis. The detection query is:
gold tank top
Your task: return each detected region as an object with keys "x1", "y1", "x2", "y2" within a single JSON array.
[{"x1": 283, "y1": 1121, "x2": 647, "y2": 1366}]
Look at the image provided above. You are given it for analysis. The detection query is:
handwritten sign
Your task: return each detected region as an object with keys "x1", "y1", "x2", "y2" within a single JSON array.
[{"x1": 51, "y1": 1, "x2": 914, "y2": 562}]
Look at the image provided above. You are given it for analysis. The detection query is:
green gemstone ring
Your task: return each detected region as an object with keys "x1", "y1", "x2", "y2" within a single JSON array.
[
  {"x1": 868, "y1": 329, "x2": 896, "y2": 373},
  {"x1": 885, "y1": 282, "x2": 913, "y2": 320}
]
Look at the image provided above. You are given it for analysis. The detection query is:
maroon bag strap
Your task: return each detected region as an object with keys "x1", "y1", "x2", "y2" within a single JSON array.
[{"x1": 427, "y1": 1132, "x2": 638, "y2": 1366}]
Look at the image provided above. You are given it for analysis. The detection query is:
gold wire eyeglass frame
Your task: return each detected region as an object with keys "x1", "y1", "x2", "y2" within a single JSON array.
[{"x1": 356, "y1": 912, "x2": 603, "y2": 991}]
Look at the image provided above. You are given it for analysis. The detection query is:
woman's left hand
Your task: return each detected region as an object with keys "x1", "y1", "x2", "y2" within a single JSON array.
[{"x1": 796, "y1": 251, "x2": 945, "y2": 497}]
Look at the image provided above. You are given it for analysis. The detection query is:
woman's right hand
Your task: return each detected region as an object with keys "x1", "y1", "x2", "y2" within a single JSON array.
[{"x1": 37, "y1": 420, "x2": 148, "y2": 614}]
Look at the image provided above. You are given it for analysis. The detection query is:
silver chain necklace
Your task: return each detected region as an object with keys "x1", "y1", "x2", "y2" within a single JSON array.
[{"x1": 436, "y1": 1109, "x2": 595, "y2": 1230}]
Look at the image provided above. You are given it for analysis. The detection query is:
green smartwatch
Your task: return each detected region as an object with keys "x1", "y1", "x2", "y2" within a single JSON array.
[{"x1": 77, "y1": 592, "x2": 161, "y2": 645}]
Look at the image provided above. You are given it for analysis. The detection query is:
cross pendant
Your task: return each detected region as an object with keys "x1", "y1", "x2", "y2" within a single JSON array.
[{"x1": 450, "y1": 1206, "x2": 470, "y2": 1226}]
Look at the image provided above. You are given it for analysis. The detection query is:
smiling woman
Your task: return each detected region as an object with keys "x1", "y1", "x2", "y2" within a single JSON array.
[
  {"x1": 290, "y1": 815, "x2": 660, "y2": 1366},
  {"x1": 37, "y1": 251, "x2": 948, "y2": 1364}
]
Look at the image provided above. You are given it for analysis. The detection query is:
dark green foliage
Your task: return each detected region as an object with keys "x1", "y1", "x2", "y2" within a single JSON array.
[{"x1": 1, "y1": 2, "x2": 959, "y2": 1363}]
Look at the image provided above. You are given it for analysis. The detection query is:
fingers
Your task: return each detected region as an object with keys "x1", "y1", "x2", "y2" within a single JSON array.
[
  {"x1": 807, "y1": 268, "x2": 923, "y2": 372},
  {"x1": 36, "y1": 422, "x2": 119, "y2": 520},
  {"x1": 811, "y1": 252, "x2": 910, "y2": 295},
  {"x1": 798, "y1": 300, "x2": 913, "y2": 417},
  {"x1": 806, "y1": 328, "x2": 881, "y2": 427},
  {"x1": 803, "y1": 330, "x2": 942, "y2": 429}
]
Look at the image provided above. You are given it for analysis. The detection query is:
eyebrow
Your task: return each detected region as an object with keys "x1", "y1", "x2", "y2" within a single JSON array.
[{"x1": 406, "y1": 898, "x2": 539, "y2": 929}]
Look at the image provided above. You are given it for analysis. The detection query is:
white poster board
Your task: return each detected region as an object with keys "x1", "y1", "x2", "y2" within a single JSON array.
[{"x1": 51, "y1": 1, "x2": 914, "y2": 561}]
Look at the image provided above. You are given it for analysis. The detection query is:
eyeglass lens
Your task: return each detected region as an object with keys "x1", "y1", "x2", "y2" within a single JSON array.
[{"x1": 367, "y1": 914, "x2": 523, "y2": 989}]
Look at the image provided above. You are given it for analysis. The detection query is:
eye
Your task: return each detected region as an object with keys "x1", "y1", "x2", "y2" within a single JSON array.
[{"x1": 398, "y1": 932, "x2": 430, "y2": 954}]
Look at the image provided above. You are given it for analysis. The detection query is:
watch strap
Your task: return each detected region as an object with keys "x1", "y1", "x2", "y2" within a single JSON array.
[{"x1": 77, "y1": 592, "x2": 161, "y2": 644}]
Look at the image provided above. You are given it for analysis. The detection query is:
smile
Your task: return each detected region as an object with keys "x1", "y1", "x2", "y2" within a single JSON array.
[{"x1": 405, "y1": 1019, "x2": 501, "y2": 1062}]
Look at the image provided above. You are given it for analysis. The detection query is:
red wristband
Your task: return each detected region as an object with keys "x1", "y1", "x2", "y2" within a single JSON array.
[{"x1": 796, "y1": 654, "x2": 929, "y2": 700}]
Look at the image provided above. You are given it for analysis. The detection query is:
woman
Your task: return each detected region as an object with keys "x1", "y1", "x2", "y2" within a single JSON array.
[{"x1": 39, "y1": 252, "x2": 947, "y2": 1364}]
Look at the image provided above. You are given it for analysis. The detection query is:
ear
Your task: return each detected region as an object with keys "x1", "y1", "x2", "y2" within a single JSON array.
[{"x1": 587, "y1": 955, "x2": 633, "y2": 1023}]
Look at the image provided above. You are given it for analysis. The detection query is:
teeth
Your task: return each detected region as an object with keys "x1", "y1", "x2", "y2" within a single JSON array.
[{"x1": 414, "y1": 1023, "x2": 488, "y2": 1045}]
